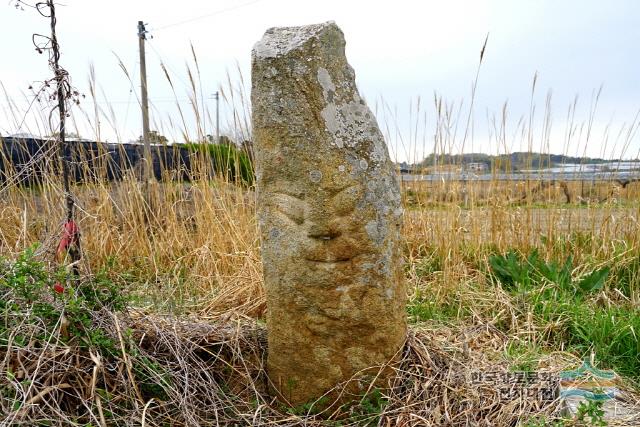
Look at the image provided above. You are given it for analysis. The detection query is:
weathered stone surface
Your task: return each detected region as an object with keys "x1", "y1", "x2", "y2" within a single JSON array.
[{"x1": 251, "y1": 21, "x2": 406, "y2": 405}]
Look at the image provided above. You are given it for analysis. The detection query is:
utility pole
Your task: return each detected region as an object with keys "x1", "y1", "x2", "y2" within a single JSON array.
[
  {"x1": 138, "y1": 20, "x2": 151, "y2": 181},
  {"x1": 214, "y1": 90, "x2": 220, "y2": 144}
]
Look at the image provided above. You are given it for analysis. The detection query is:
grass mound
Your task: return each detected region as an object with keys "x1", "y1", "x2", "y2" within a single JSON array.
[
  {"x1": 0, "y1": 252, "x2": 581, "y2": 426},
  {"x1": 1, "y1": 317, "x2": 568, "y2": 426}
]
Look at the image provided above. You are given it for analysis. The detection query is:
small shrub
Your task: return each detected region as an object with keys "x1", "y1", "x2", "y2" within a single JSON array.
[{"x1": 0, "y1": 246, "x2": 127, "y2": 355}]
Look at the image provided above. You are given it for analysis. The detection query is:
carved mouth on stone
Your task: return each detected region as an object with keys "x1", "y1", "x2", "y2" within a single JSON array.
[
  {"x1": 304, "y1": 254, "x2": 354, "y2": 264},
  {"x1": 304, "y1": 243, "x2": 358, "y2": 264}
]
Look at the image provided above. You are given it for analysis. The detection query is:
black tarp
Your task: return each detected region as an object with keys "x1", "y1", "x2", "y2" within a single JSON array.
[{"x1": 0, "y1": 137, "x2": 195, "y2": 185}]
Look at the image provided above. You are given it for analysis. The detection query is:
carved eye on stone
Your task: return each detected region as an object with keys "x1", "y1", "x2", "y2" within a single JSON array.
[
  {"x1": 331, "y1": 186, "x2": 361, "y2": 216},
  {"x1": 271, "y1": 193, "x2": 306, "y2": 224}
]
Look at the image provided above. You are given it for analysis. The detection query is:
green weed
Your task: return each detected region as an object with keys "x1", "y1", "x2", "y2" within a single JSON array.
[
  {"x1": 407, "y1": 288, "x2": 465, "y2": 323},
  {"x1": 575, "y1": 398, "x2": 607, "y2": 426},
  {"x1": 505, "y1": 341, "x2": 543, "y2": 372},
  {"x1": 520, "y1": 398, "x2": 608, "y2": 426},
  {"x1": 568, "y1": 305, "x2": 640, "y2": 380},
  {"x1": 0, "y1": 246, "x2": 127, "y2": 356},
  {"x1": 489, "y1": 249, "x2": 639, "y2": 380},
  {"x1": 285, "y1": 396, "x2": 330, "y2": 416},
  {"x1": 489, "y1": 249, "x2": 609, "y2": 295},
  {"x1": 342, "y1": 388, "x2": 388, "y2": 426}
]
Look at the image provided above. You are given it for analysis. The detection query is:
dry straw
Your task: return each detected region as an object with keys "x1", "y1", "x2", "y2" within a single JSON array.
[{"x1": 1, "y1": 307, "x2": 574, "y2": 426}]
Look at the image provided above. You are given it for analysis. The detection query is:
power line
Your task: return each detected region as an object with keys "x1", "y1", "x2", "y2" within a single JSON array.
[
  {"x1": 146, "y1": 40, "x2": 192, "y2": 90},
  {"x1": 148, "y1": 0, "x2": 264, "y2": 32},
  {"x1": 92, "y1": 97, "x2": 196, "y2": 105},
  {"x1": 120, "y1": 52, "x2": 139, "y2": 132}
]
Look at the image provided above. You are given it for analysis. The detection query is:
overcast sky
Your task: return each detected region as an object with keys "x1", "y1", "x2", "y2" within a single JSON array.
[{"x1": 1, "y1": 0, "x2": 638, "y2": 162}]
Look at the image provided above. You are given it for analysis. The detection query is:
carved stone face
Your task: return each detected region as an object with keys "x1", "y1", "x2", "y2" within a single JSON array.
[
  {"x1": 269, "y1": 183, "x2": 368, "y2": 264},
  {"x1": 257, "y1": 134, "x2": 404, "y2": 346},
  {"x1": 252, "y1": 21, "x2": 406, "y2": 405}
]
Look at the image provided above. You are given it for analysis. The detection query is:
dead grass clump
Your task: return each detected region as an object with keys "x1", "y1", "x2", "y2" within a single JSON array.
[{"x1": 2, "y1": 305, "x2": 571, "y2": 426}]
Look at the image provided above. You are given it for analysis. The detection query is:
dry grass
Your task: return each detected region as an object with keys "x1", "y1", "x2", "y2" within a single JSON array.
[
  {"x1": 0, "y1": 173, "x2": 264, "y2": 316},
  {"x1": 402, "y1": 179, "x2": 640, "y2": 208},
  {"x1": 2, "y1": 171, "x2": 640, "y2": 317},
  {"x1": 1, "y1": 305, "x2": 582, "y2": 427}
]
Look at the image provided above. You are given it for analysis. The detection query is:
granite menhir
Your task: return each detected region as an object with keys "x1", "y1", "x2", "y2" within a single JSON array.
[{"x1": 251, "y1": 21, "x2": 406, "y2": 405}]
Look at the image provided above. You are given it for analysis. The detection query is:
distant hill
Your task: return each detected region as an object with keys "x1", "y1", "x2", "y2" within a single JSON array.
[{"x1": 409, "y1": 152, "x2": 618, "y2": 172}]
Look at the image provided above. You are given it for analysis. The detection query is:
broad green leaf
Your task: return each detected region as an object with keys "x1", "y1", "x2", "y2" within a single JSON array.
[{"x1": 577, "y1": 267, "x2": 610, "y2": 293}]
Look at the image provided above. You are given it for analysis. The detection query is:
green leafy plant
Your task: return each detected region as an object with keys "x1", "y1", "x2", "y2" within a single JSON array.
[
  {"x1": 489, "y1": 250, "x2": 532, "y2": 290},
  {"x1": 488, "y1": 249, "x2": 639, "y2": 380},
  {"x1": 0, "y1": 246, "x2": 127, "y2": 355},
  {"x1": 521, "y1": 416, "x2": 565, "y2": 427},
  {"x1": 358, "y1": 388, "x2": 387, "y2": 418},
  {"x1": 488, "y1": 249, "x2": 609, "y2": 296},
  {"x1": 521, "y1": 398, "x2": 608, "y2": 426},
  {"x1": 341, "y1": 388, "x2": 388, "y2": 426},
  {"x1": 575, "y1": 398, "x2": 607, "y2": 426},
  {"x1": 285, "y1": 396, "x2": 329, "y2": 416}
]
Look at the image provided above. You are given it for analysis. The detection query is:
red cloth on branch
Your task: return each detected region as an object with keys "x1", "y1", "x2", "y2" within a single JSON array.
[{"x1": 56, "y1": 220, "x2": 80, "y2": 260}]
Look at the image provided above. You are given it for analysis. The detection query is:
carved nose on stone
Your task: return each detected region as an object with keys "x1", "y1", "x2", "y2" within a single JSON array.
[{"x1": 307, "y1": 224, "x2": 341, "y2": 240}]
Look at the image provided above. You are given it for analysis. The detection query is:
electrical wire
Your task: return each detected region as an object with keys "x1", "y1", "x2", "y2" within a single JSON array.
[
  {"x1": 146, "y1": 40, "x2": 193, "y2": 90},
  {"x1": 121, "y1": 53, "x2": 138, "y2": 131},
  {"x1": 148, "y1": 0, "x2": 264, "y2": 32}
]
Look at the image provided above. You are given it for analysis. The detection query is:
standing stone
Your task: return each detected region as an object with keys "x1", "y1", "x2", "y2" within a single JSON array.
[{"x1": 252, "y1": 21, "x2": 406, "y2": 405}]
